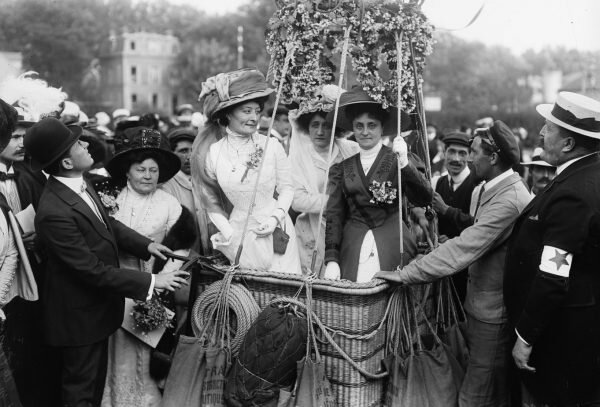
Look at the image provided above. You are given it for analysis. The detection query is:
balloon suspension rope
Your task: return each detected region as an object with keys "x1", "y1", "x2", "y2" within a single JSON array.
[
  {"x1": 409, "y1": 38, "x2": 438, "y2": 247},
  {"x1": 311, "y1": 25, "x2": 352, "y2": 278},
  {"x1": 234, "y1": 40, "x2": 296, "y2": 265},
  {"x1": 395, "y1": 30, "x2": 405, "y2": 268}
]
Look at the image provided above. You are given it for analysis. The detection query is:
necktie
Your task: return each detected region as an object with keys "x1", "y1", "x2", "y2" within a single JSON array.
[
  {"x1": 473, "y1": 184, "x2": 485, "y2": 219},
  {"x1": 0, "y1": 172, "x2": 17, "y2": 181}
]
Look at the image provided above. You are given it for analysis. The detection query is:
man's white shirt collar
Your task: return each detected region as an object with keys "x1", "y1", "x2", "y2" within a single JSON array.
[
  {"x1": 53, "y1": 176, "x2": 85, "y2": 194},
  {"x1": 556, "y1": 152, "x2": 597, "y2": 175},
  {"x1": 449, "y1": 166, "x2": 470, "y2": 187},
  {"x1": 483, "y1": 168, "x2": 514, "y2": 191}
]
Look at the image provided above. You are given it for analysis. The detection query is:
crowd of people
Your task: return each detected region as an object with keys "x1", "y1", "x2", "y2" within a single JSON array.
[{"x1": 0, "y1": 66, "x2": 599, "y2": 407}]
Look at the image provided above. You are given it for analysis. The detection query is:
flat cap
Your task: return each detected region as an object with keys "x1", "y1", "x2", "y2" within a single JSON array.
[
  {"x1": 442, "y1": 132, "x2": 470, "y2": 148},
  {"x1": 488, "y1": 120, "x2": 520, "y2": 165}
]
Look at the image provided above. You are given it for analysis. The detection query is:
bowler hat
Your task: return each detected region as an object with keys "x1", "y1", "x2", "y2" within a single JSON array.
[
  {"x1": 536, "y1": 92, "x2": 600, "y2": 139},
  {"x1": 477, "y1": 120, "x2": 520, "y2": 166},
  {"x1": 106, "y1": 127, "x2": 180, "y2": 184},
  {"x1": 198, "y1": 68, "x2": 275, "y2": 121},
  {"x1": 24, "y1": 117, "x2": 82, "y2": 171},
  {"x1": 442, "y1": 132, "x2": 471, "y2": 148},
  {"x1": 326, "y1": 87, "x2": 415, "y2": 135}
]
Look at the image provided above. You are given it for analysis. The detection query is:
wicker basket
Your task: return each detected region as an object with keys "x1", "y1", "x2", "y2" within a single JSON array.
[{"x1": 191, "y1": 267, "x2": 433, "y2": 407}]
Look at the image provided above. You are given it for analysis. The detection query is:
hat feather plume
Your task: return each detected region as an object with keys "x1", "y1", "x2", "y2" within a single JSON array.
[{"x1": 0, "y1": 72, "x2": 68, "y2": 122}]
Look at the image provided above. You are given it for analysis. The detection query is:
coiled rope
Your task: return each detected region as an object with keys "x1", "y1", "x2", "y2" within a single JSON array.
[{"x1": 191, "y1": 267, "x2": 261, "y2": 356}]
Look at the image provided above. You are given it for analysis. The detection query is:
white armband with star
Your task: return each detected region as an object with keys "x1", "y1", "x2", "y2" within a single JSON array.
[{"x1": 539, "y1": 246, "x2": 572, "y2": 277}]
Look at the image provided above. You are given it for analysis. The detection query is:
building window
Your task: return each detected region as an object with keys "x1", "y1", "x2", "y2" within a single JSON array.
[
  {"x1": 131, "y1": 93, "x2": 137, "y2": 103},
  {"x1": 131, "y1": 66, "x2": 137, "y2": 83},
  {"x1": 130, "y1": 41, "x2": 136, "y2": 50},
  {"x1": 152, "y1": 94, "x2": 158, "y2": 108},
  {"x1": 149, "y1": 66, "x2": 160, "y2": 84}
]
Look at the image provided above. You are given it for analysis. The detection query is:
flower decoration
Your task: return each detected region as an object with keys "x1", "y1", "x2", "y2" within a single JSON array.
[
  {"x1": 266, "y1": 0, "x2": 434, "y2": 112},
  {"x1": 369, "y1": 180, "x2": 397, "y2": 204},
  {"x1": 241, "y1": 144, "x2": 264, "y2": 183},
  {"x1": 131, "y1": 297, "x2": 171, "y2": 334},
  {"x1": 94, "y1": 179, "x2": 120, "y2": 216}
]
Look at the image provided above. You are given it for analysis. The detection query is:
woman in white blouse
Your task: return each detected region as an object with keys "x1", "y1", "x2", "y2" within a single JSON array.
[
  {"x1": 103, "y1": 127, "x2": 183, "y2": 407},
  {"x1": 196, "y1": 68, "x2": 301, "y2": 274},
  {"x1": 289, "y1": 101, "x2": 359, "y2": 275}
]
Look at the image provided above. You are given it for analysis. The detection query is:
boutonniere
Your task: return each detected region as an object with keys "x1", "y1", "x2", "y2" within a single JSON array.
[
  {"x1": 369, "y1": 180, "x2": 397, "y2": 205},
  {"x1": 95, "y1": 180, "x2": 120, "y2": 215},
  {"x1": 241, "y1": 144, "x2": 264, "y2": 183}
]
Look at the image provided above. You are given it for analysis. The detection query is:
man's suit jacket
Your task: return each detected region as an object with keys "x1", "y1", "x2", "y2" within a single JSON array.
[
  {"x1": 399, "y1": 172, "x2": 531, "y2": 324},
  {"x1": 504, "y1": 153, "x2": 600, "y2": 405},
  {"x1": 35, "y1": 177, "x2": 152, "y2": 347}
]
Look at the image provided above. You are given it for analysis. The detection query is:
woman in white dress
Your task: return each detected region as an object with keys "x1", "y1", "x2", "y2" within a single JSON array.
[
  {"x1": 289, "y1": 89, "x2": 359, "y2": 275},
  {"x1": 102, "y1": 127, "x2": 184, "y2": 407},
  {"x1": 195, "y1": 68, "x2": 301, "y2": 274}
]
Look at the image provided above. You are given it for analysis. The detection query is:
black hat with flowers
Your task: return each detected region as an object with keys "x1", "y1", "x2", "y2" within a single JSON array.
[
  {"x1": 326, "y1": 87, "x2": 415, "y2": 135},
  {"x1": 106, "y1": 127, "x2": 181, "y2": 184}
]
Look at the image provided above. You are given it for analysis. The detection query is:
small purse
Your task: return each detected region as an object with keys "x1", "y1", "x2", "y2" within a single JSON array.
[{"x1": 272, "y1": 218, "x2": 290, "y2": 255}]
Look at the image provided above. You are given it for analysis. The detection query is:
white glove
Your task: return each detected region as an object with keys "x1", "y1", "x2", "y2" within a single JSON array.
[
  {"x1": 324, "y1": 261, "x2": 341, "y2": 280},
  {"x1": 208, "y1": 212, "x2": 233, "y2": 241},
  {"x1": 392, "y1": 136, "x2": 409, "y2": 169},
  {"x1": 210, "y1": 232, "x2": 232, "y2": 248}
]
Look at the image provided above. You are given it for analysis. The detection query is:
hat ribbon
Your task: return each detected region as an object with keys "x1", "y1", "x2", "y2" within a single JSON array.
[
  {"x1": 198, "y1": 73, "x2": 230, "y2": 103},
  {"x1": 552, "y1": 103, "x2": 600, "y2": 132}
]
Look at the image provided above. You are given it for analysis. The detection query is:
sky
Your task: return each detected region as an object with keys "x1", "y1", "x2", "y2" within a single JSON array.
[{"x1": 192, "y1": 0, "x2": 600, "y2": 54}]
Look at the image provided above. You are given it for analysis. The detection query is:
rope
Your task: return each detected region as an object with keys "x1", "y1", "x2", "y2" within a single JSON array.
[
  {"x1": 234, "y1": 39, "x2": 297, "y2": 265},
  {"x1": 395, "y1": 30, "x2": 405, "y2": 267},
  {"x1": 312, "y1": 25, "x2": 352, "y2": 276},
  {"x1": 191, "y1": 268, "x2": 261, "y2": 356},
  {"x1": 268, "y1": 296, "x2": 388, "y2": 379}
]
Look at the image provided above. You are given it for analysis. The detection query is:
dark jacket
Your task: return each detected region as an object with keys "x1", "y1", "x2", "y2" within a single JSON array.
[
  {"x1": 505, "y1": 153, "x2": 600, "y2": 405},
  {"x1": 35, "y1": 177, "x2": 152, "y2": 347},
  {"x1": 324, "y1": 145, "x2": 432, "y2": 280}
]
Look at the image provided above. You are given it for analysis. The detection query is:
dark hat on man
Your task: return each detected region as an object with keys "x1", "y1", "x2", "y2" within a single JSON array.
[
  {"x1": 106, "y1": 127, "x2": 180, "y2": 184},
  {"x1": 24, "y1": 117, "x2": 83, "y2": 171},
  {"x1": 167, "y1": 127, "x2": 196, "y2": 145},
  {"x1": 442, "y1": 132, "x2": 470, "y2": 148},
  {"x1": 536, "y1": 92, "x2": 600, "y2": 139},
  {"x1": 478, "y1": 120, "x2": 520, "y2": 166},
  {"x1": 327, "y1": 87, "x2": 415, "y2": 135},
  {"x1": 198, "y1": 68, "x2": 275, "y2": 121},
  {"x1": 0, "y1": 98, "x2": 18, "y2": 151}
]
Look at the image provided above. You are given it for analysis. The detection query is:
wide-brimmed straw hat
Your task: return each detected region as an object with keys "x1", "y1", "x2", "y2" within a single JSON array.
[
  {"x1": 326, "y1": 87, "x2": 415, "y2": 135},
  {"x1": 536, "y1": 92, "x2": 600, "y2": 139},
  {"x1": 106, "y1": 127, "x2": 180, "y2": 184},
  {"x1": 521, "y1": 147, "x2": 554, "y2": 167},
  {"x1": 198, "y1": 68, "x2": 274, "y2": 121}
]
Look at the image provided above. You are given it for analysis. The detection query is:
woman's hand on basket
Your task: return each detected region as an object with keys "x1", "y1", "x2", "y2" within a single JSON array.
[
  {"x1": 324, "y1": 261, "x2": 341, "y2": 280},
  {"x1": 253, "y1": 217, "x2": 278, "y2": 237}
]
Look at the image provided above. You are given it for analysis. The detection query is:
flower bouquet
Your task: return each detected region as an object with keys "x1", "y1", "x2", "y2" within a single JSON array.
[
  {"x1": 94, "y1": 179, "x2": 121, "y2": 215},
  {"x1": 122, "y1": 297, "x2": 175, "y2": 348}
]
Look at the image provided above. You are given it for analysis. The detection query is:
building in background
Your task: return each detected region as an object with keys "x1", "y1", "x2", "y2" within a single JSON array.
[
  {"x1": 98, "y1": 31, "x2": 183, "y2": 115},
  {"x1": 0, "y1": 52, "x2": 23, "y2": 80}
]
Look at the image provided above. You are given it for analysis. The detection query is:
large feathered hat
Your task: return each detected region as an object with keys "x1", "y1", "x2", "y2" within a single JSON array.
[{"x1": 0, "y1": 72, "x2": 68, "y2": 126}]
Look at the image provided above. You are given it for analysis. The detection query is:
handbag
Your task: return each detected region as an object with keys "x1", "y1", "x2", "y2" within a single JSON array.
[{"x1": 272, "y1": 218, "x2": 290, "y2": 255}]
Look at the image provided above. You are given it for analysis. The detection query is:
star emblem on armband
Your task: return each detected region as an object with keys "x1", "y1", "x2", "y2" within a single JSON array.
[{"x1": 549, "y1": 249, "x2": 570, "y2": 270}]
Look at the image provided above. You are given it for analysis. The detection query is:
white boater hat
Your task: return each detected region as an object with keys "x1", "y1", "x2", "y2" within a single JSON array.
[{"x1": 536, "y1": 92, "x2": 600, "y2": 139}]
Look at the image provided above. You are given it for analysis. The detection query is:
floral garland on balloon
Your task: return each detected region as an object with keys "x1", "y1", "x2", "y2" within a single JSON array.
[{"x1": 265, "y1": 0, "x2": 434, "y2": 112}]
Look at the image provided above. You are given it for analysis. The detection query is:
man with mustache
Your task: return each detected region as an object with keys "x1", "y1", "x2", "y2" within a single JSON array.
[
  {"x1": 521, "y1": 147, "x2": 556, "y2": 196},
  {"x1": 0, "y1": 110, "x2": 58, "y2": 406},
  {"x1": 505, "y1": 92, "x2": 600, "y2": 406},
  {"x1": 430, "y1": 132, "x2": 478, "y2": 301}
]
